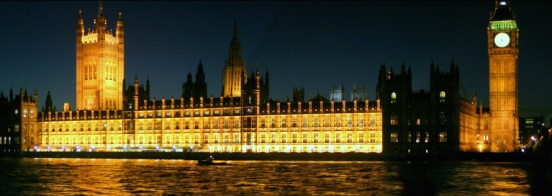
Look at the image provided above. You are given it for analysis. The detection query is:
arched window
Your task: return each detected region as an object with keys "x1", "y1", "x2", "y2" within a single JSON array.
[
  {"x1": 440, "y1": 91, "x2": 446, "y2": 102},
  {"x1": 391, "y1": 92, "x2": 397, "y2": 103}
]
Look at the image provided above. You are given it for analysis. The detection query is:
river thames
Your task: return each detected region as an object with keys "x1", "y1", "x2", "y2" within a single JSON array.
[{"x1": 0, "y1": 158, "x2": 545, "y2": 195}]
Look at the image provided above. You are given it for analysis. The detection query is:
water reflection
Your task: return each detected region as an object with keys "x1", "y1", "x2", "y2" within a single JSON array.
[{"x1": 0, "y1": 158, "x2": 537, "y2": 195}]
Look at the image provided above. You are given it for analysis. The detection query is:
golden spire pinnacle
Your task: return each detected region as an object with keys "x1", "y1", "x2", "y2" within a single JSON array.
[{"x1": 98, "y1": 1, "x2": 104, "y2": 18}]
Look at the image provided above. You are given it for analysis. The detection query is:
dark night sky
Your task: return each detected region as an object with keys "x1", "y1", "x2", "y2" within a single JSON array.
[{"x1": 1, "y1": 1, "x2": 551, "y2": 117}]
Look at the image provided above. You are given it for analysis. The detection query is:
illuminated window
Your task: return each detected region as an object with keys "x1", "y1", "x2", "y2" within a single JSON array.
[
  {"x1": 391, "y1": 92, "x2": 397, "y2": 103},
  {"x1": 416, "y1": 132, "x2": 420, "y2": 143},
  {"x1": 234, "y1": 119, "x2": 240, "y2": 128},
  {"x1": 391, "y1": 115, "x2": 398, "y2": 125},
  {"x1": 390, "y1": 132, "x2": 398, "y2": 143},
  {"x1": 407, "y1": 132, "x2": 412, "y2": 143},
  {"x1": 440, "y1": 91, "x2": 446, "y2": 102},
  {"x1": 370, "y1": 117, "x2": 376, "y2": 127},
  {"x1": 439, "y1": 132, "x2": 447, "y2": 143},
  {"x1": 425, "y1": 132, "x2": 429, "y2": 143}
]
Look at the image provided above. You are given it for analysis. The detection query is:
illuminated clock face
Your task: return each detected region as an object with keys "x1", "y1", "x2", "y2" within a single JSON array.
[{"x1": 494, "y1": 32, "x2": 510, "y2": 48}]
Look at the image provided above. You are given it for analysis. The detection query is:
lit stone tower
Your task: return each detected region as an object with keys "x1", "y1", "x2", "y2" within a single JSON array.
[
  {"x1": 487, "y1": 1, "x2": 519, "y2": 152},
  {"x1": 222, "y1": 21, "x2": 247, "y2": 97},
  {"x1": 76, "y1": 3, "x2": 124, "y2": 110}
]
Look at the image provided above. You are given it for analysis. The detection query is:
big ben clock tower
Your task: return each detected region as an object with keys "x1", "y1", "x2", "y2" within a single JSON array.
[{"x1": 488, "y1": 1, "x2": 519, "y2": 152}]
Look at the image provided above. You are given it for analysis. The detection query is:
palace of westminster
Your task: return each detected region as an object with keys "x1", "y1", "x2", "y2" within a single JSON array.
[{"x1": 1, "y1": 2, "x2": 521, "y2": 155}]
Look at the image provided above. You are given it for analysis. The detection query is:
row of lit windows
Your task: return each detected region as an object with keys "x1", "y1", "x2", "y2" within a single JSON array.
[
  {"x1": 15, "y1": 109, "x2": 35, "y2": 118},
  {"x1": 42, "y1": 134, "x2": 380, "y2": 146},
  {"x1": 389, "y1": 112, "x2": 447, "y2": 125},
  {"x1": 136, "y1": 109, "x2": 241, "y2": 118},
  {"x1": 41, "y1": 114, "x2": 381, "y2": 132},
  {"x1": 259, "y1": 115, "x2": 379, "y2": 127},
  {"x1": 3, "y1": 124, "x2": 35, "y2": 133},
  {"x1": 34, "y1": 145, "x2": 382, "y2": 153},
  {"x1": 390, "y1": 91, "x2": 446, "y2": 103},
  {"x1": 389, "y1": 131, "x2": 448, "y2": 143}
]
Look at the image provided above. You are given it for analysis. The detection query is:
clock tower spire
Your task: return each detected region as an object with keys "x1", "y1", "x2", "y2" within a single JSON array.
[{"x1": 487, "y1": 1, "x2": 519, "y2": 152}]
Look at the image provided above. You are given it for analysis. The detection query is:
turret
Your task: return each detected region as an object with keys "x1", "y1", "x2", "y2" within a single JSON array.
[
  {"x1": 77, "y1": 10, "x2": 84, "y2": 41},
  {"x1": 45, "y1": 91, "x2": 53, "y2": 112},
  {"x1": 255, "y1": 68, "x2": 261, "y2": 106},
  {"x1": 194, "y1": 61, "x2": 208, "y2": 99},
  {"x1": 9, "y1": 88, "x2": 13, "y2": 101},
  {"x1": 116, "y1": 12, "x2": 124, "y2": 43},
  {"x1": 146, "y1": 78, "x2": 150, "y2": 100},
  {"x1": 255, "y1": 68, "x2": 261, "y2": 90},
  {"x1": 33, "y1": 89, "x2": 38, "y2": 103},
  {"x1": 133, "y1": 76, "x2": 138, "y2": 110}
]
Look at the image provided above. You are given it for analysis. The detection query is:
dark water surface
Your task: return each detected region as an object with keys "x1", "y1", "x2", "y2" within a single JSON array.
[{"x1": 0, "y1": 158, "x2": 537, "y2": 195}]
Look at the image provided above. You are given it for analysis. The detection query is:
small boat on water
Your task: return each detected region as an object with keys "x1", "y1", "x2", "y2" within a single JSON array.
[{"x1": 197, "y1": 156, "x2": 228, "y2": 165}]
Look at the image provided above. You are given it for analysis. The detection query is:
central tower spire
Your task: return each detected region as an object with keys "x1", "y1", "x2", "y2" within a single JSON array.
[{"x1": 222, "y1": 20, "x2": 247, "y2": 97}]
